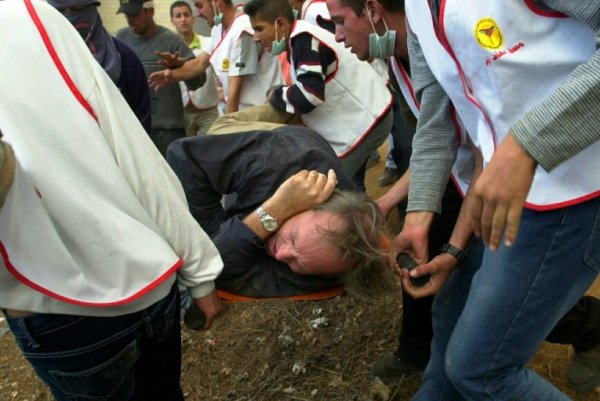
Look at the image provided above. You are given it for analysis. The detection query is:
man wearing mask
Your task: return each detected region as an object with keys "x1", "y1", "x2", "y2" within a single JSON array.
[
  {"x1": 393, "y1": 0, "x2": 600, "y2": 399},
  {"x1": 243, "y1": 0, "x2": 393, "y2": 178},
  {"x1": 49, "y1": 0, "x2": 151, "y2": 133},
  {"x1": 327, "y1": 0, "x2": 600, "y2": 394}
]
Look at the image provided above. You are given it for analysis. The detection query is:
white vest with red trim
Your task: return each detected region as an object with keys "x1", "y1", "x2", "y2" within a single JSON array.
[
  {"x1": 406, "y1": 0, "x2": 600, "y2": 208},
  {"x1": 289, "y1": 20, "x2": 393, "y2": 157},
  {"x1": 390, "y1": 56, "x2": 474, "y2": 195},
  {"x1": 0, "y1": 0, "x2": 184, "y2": 306},
  {"x1": 209, "y1": 13, "x2": 283, "y2": 110},
  {"x1": 181, "y1": 35, "x2": 219, "y2": 110},
  {"x1": 301, "y1": 0, "x2": 330, "y2": 26}
]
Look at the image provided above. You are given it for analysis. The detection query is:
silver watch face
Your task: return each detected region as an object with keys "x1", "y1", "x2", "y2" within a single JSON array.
[{"x1": 262, "y1": 218, "x2": 278, "y2": 232}]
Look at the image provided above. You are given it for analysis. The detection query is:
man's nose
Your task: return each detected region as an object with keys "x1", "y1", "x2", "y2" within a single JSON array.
[
  {"x1": 276, "y1": 243, "x2": 294, "y2": 262},
  {"x1": 334, "y1": 29, "x2": 345, "y2": 43}
]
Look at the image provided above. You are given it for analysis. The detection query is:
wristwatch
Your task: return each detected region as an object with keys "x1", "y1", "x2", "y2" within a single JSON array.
[
  {"x1": 440, "y1": 243, "x2": 466, "y2": 264},
  {"x1": 256, "y1": 205, "x2": 279, "y2": 232}
]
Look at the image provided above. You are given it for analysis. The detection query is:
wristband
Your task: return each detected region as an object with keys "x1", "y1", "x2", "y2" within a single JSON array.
[{"x1": 440, "y1": 243, "x2": 466, "y2": 264}]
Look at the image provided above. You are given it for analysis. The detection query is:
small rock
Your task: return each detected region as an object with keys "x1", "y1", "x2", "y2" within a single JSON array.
[
  {"x1": 309, "y1": 317, "x2": 329, "y2": 329},
  {"x1": 292, "y1": 362, "x2": 306, "y2": 375}
]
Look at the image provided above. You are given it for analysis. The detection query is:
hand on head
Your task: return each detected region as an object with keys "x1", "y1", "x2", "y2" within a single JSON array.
[{"x1": 263, "y1": 169, "x2": 337, "y2": 222}]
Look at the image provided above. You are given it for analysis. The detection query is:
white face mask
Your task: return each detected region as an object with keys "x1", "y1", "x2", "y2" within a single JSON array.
[
  {"x1": 366, "y1": 8, "x2": 396, "y2": 59},
  {"x1": 213, "y1": 2, "x2": 222, "y2": 25},
  {"x1": 271, "y1": 20, "x2": 286, "y2": 55}
]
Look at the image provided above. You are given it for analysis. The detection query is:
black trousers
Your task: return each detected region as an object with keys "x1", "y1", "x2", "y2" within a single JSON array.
[{"x1": 394, "y1": 181, "x2": 462, "y2": 367}]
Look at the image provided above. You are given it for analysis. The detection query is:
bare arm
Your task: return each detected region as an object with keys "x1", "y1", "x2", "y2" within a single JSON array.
[
  {"x1": 376, "y1": 170, "x2": 410, "y2": 219},
  {"x1": 148, "y1": 51, "x2": 211, "y2": 90},
  {"x1": 225, "y1": 75, "x2": 244, "y2": 114}
]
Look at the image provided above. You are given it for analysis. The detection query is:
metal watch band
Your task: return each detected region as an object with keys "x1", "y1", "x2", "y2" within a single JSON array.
[{"x1": 256, "y1": 205, "x2": 279, "y2": 232}]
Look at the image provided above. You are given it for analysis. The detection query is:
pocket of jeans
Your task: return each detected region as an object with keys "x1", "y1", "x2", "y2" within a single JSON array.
[
  {"x1": 583, "y1": 203, "x2": 600, "y2": 273},
  {"x1": 48, "y1": 339, "x2": 137, "y2": 401}
]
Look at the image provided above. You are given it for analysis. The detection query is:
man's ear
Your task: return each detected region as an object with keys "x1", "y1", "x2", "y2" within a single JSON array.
[
  {"x1": 276, "y1": 16, "x2": 292, "y2": 35},
  {"x1": 365, "y1": 0, "x2": 383, "y2": 23}
]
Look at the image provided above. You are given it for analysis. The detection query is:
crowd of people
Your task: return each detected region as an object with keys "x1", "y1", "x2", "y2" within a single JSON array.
[{"x1": 0, "y1": 0, "x2": 598, "y2": 400}]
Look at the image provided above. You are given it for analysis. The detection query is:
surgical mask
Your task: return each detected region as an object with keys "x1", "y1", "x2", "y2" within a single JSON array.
[
  {"x1": 271, "y1": 21, "x2": 286, "y2": 55},
  {"x1": 213, "y1": 2, "x2": 222, "y2": 25},
  {"x1": 366, "y1": 9, "x2": 396, "y2": 59}
]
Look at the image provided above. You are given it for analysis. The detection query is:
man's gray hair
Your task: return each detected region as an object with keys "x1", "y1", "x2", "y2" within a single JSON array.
[{"x1": 314, "y1": 189, "x2": 396, "y2": 298}]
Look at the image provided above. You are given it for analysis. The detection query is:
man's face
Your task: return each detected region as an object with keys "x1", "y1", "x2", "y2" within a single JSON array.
[
  {"x1": 194, "y1": 0, "x2": 215, "y2": 26},
  {"x1": 125, "y1": 8, "x2": 154, "y2": 36},
  {"x1": 265, "y1": 210, "x2": 352, "y2": 275},
  {"x1": 250, "y1": 16, "x2": 278, "y2": 53},
  {"x1": 326, "y1": 0, "x2": 371, "y2": 61},
  {"x1": 171, "y1": 5, "x2": 195, "y2": 36}
]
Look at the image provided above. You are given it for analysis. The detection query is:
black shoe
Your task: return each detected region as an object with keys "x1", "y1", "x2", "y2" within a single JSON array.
[
  {"x1": 568, "y1": 345, "x2": 600, "y2": 393},
  {"x1": 378, "y1": 167, "x2": 400, "y2": 187},
  {"x1": 370, "y1": 356, "x2": 423, "y2": 384}
]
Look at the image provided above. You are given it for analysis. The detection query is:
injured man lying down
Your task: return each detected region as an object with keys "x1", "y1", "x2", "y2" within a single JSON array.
[{"x1": 167, "y1": 121, "x2": 394, "y2": 300}]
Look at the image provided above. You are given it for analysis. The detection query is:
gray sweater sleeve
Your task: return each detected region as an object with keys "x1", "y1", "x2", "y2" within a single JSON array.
[
  {"x1": 406, "y1": 25, "x2": 458, "y2": 214},
  {"x1": 512, "y1": 0, "x2": 600, "y2": 171}
]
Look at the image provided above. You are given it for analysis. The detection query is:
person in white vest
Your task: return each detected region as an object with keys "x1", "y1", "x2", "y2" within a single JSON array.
[
  {"x1": 327, "y1": 0, "x2": 600, "y2": 393},
  {"x1": 0, "y1": 1, "x2": 223, "y2": 400},
  {"x1": 243, "y1": 0, "x2": 393, "y2": 178},
  {"x1": 170, "y1": 0, "x2": 220, "y2": 136},
  {"x1": 392, "y1": 1, "x2": 600, "y2": 400},
  {"x1": 148, "y1": 0, "x2": 283, "y2": 114},
  {"x1": 325, "y1": 0, "x2": 466, "y2": 383}
]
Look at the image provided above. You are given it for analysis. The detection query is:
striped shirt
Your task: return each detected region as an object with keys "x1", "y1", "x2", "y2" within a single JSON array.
[{"x1": 270, "y1": 32, "x2": 337, "y2": 115}]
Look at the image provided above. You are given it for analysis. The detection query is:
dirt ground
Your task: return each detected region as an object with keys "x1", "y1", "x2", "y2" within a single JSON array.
[{"x1": 1, "y1": 147, "x2": 599, "y2": 401}]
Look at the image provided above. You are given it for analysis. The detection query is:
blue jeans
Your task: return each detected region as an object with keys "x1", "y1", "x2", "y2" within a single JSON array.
[
  {"x1": 413, "y1": 197, "x2": 600, "y2": 401},
  {"x1": 7, "y1": 284, "x2": 184, "y2": 401}
]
